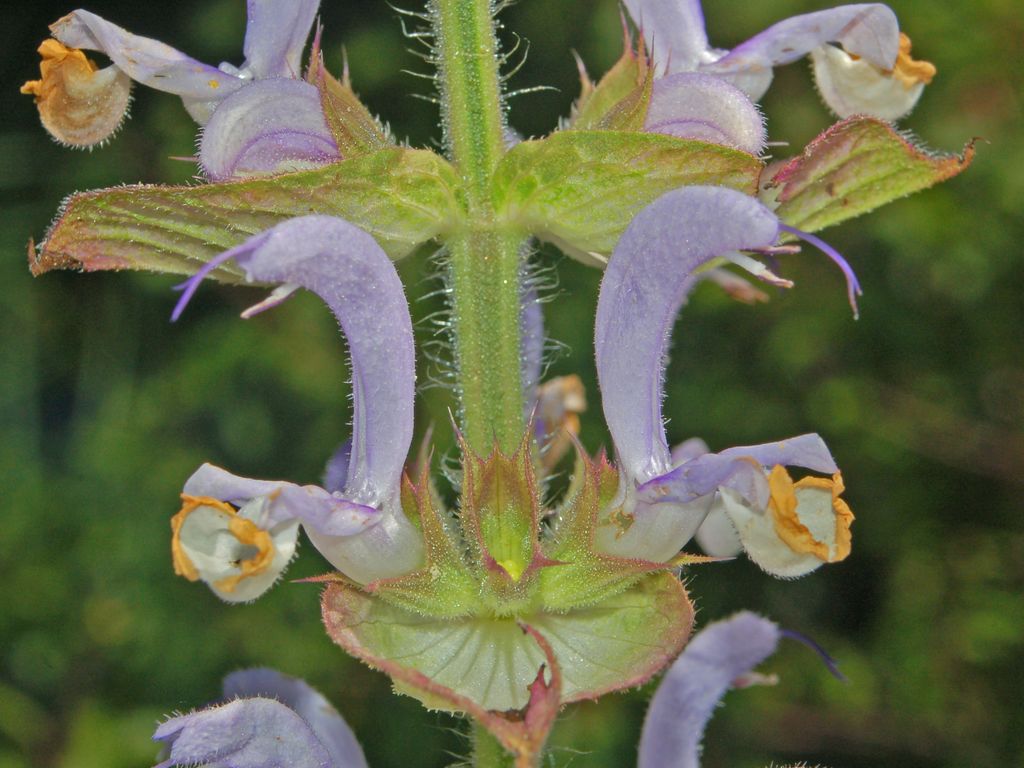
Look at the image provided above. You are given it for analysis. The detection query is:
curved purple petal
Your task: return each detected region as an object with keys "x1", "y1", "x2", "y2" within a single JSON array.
[
  {"x1": 521, "y1": 283, "x2": 545, "y2": 406},
  {"x1": 184, "y1": 463, "x2": 286, "y2": 509},
  {"x1": 324, "y1": 440, "x2": 353, "y2": 495},
  {"x1": 183, "y1": 463, "x2": 379, "y2": 536},
  {"x1": 643, "y1": 433, "x2": 838, "y2": 522},
  {"x1": 718, "y1": 433, "x2": 839, "y2": 475},
  {"x1": 224, "y1": 669, "x2": 368, "y2": 768},
  {"x1": 669, "y1": 437, "x2": 710, "y2": 465},
  {"x1": 153, "y1": 698, "x2": 333, "y2": 768},
  {"x1": 199, "y1": 78, "x2": 338, "y2": 181},
  {"x1": 243, "y1": 0, "x2": 319, "y2": 79},
  {"x1": 51, "y1": 10, "x2": 242, "y2": 111},
  {"x1": 645, "y1": 73, "x2": 765, "y2": 155},
  {"x1": 623, "y1": 0, "x2": 712, "y2": 72},
  {"x1": 216, "y1": 217, "x2": 414, "y2": 507},
  {"x1": 705, "y1": 4, "x2": 899, "y2": 100},
  {"x1": 640, "y1": 452, "x2": 768, "y2": 508},
  {"x1": 595, "y1": 186, "x2": 780, "y2": 486},
  {"x1": 173, "y1": 217, "x2": 422, "y2": 582},
  {"x1": 638, "y1": 612, "x2": 781, "y2": 768}
]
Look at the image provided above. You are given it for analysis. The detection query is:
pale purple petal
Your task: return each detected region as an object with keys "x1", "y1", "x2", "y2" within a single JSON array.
[
  {"x1": 595, "y1": 186, "x2": 780, "y2": 485},
  {"x1": 199, "y1": 78, "x2": 338, "y2": 181},
  {"x1": 182, "y1": 463, "x2": 379, "y2": 536},
  {"x1": 694, "y1": 501, "x2": 743, "y2": 557},
  {"x1": 638, "y1": 612, "x2": 781, "y2": 768},
  {"x1": 670, "y1": 437, "x2": 709, "y2": 465},
  {"x1": 307, "y1": 511, "x2": 423, "y2": 584},
  {"x1": 52, "y1": 10, "x2": 242, "y2": 104},
  {"x1": 184, "y1": 463, "x2": 284, "y2": 508},
  {"x1": 242, "y1": 0, "x2": 319, "y2": 79},
  {"x1": 705, "y1": 4, "x2": 900, "y2": 100},
  {"x1": 172, "y1": 217, "x2": 422, "y2": 581},
  {"x1": 521, "y1": 284, "x2": 545, "y2": 405},
  {"x1": 645, "y1": 433, "x2": 838, "y2": 515},
  {"x1": 324, "y1": 441, "x2": 353, "y2": 495},
  {"x1": 224, "y1": 669, "x2": 368, "y2": 768},
  {"x1": 595, "y1": 492, "x2": 716, "y2": 563},
  {"x1": 718, "y1": 433, "x2": 839, "y2": 475},
  {"x1": 623, "y1": 0, "x2": 712, "y2": 72},
  {"x1": 640, "y1": 452, "x2": 769, "y2": 509},
  {"x1": 153, "y1": 698, "x2": 333, "y2": 768},
  {"x1": 645, "y1": 73, "x2": 765, "y2": 155},
  {"x1": 212, "y1": 217, "x2": 414, "y2": 508}
]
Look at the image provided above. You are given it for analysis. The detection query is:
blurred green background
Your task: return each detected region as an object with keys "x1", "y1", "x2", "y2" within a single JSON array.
[{"x1": 2, "y1": 0, "x2": 1022, "y2": 766}]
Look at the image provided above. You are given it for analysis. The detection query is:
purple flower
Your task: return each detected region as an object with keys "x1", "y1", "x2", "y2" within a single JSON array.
[
  {"x1": 154, "y1": 668, "x2": 367, "y2": 768},
  {"x1": 27, "y1": 2, "x2": 338, "y2": 177},
  {"x1": 637, "y1": 612, "x2": 781, "y2": 768},
  {"x1": 644, "y1": 72, "x2": 766, "y2": 155},
  {"x1": 593, "y1": 186, "x2": 854, "y2": 571},
  {"x1": 171, "y1": 216, "x2": 423, "y2": 596},
  {"x1": 625, "y1": 0, "x2": 934, "y2": 120}
]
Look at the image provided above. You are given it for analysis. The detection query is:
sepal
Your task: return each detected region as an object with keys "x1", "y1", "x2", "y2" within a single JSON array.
[
  {"x1": 361, "y1": 468, "x2": 484, "y2": 618},
  {"x1": 458, "y1": 432, "x2": 557, "y2": 613},
  {"x1": 306, "y1": 39, "x2": 391, "y2": 157},
  {"x1": 569, "y1": 30, "x2": 653, "y2": 132},
  {"x1": 541, "y1": 448, "x2": 679, "y2": 610}
]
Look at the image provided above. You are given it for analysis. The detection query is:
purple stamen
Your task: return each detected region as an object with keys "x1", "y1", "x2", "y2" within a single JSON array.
[
  {"x1": 780, "y1": 627, "x2": 847, "y2": 682},
  {"x1": 779, "y1": 223, "x2": 862, "y2": 319},
  {"x1": 170, "y1": 247, "x2": 247, "y2": 322}
]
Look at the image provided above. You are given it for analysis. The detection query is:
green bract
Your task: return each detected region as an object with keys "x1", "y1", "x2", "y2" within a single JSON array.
[
  {"x1": 321, "y1": 439, "x2": 695, "y2": 712},
  {"x1": 765, "y1": 116, "x2": 975, "y2": 234},
  {"x1": 31, "y1": 148, "x2": 461, "y2": 278},
  {"x1": 491, "y1": 131, "x2": 762, "y2": 265}
]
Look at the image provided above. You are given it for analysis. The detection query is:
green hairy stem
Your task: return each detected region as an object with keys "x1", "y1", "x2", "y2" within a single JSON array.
[
  {"x1": 430, "y1": 1, "x2": 533, "y2": 762},
  {"x1": 431, "y1": 0, "x2": 527, "y2": 455}
]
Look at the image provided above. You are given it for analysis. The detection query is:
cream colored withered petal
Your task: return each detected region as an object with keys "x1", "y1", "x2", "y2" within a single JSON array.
[
  {"x1": 21, "y1": 39, "x2": 131, "y2": 147},
  {"x1": 171, "y1": 494, "x2": 299, "y2": 603},
  {"x1": 719, "y1": 466, "x2": 853, "y2": 578},
  {"x1": 811, "y1": 34, "x2": 935, "y2": 121}
]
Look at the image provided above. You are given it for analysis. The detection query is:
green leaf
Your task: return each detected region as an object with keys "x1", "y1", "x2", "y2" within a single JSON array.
[
  {"x1": 492, "y1": 131, "x2": 762, "y2": 266},
  {"x1": 321, "y1": 572, "x2": 693, "y2": 712},
  {"x1": 768, "y1": 116, "x2": 975, "y2": 233},
  {"x1": 31, "y1": 148, "x2": 461, "y2": 280}
]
